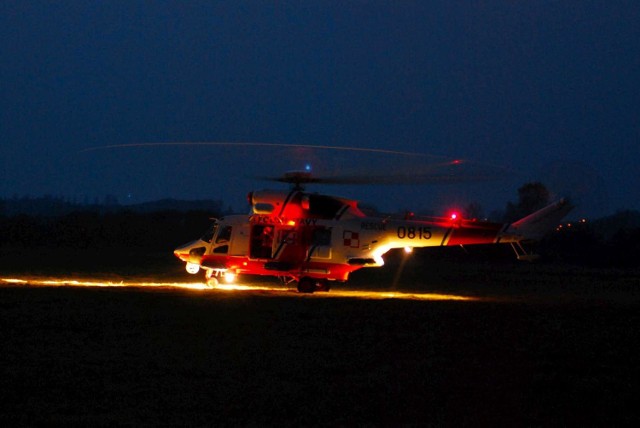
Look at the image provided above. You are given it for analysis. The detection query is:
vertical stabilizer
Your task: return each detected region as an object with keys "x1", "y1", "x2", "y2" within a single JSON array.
[{"x1": 505, "y1": 199, "x2": 573, "y2": 241}]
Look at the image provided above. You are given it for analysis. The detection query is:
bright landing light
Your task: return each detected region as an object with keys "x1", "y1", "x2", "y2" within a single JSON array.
[{"x1": 186, "y1": 262, "x2": 200, "y2": 274}]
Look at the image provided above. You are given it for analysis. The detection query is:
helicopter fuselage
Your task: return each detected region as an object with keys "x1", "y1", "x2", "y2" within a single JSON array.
[{"x1": 173, "y1": 189, "x2": 572, "y2": 292}]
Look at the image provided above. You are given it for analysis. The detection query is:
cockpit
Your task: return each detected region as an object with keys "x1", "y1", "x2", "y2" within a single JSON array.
[
  {"x1": 199, "y1": 220, "x2": 233, "y2": 255},
  {"x1": 201, "y1": 222, "x2": 218, "y2": 243}
]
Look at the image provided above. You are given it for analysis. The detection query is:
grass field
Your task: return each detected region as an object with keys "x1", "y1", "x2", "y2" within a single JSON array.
[{"x1": 1, "y1": 248, "x2": 638, "y2": 426}]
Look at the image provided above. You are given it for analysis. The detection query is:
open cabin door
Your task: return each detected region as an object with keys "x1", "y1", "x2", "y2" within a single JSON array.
[{"x1": 250, "y1": 224, "x2": 275, "y2": 259}]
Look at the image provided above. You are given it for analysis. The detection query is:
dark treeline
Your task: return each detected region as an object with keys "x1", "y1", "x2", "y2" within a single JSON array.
[
  {"x1": 0, "y1": 196, "x2": 226, "y2": 251},
  {"x1": 0, "y1": 210, "x2": 218, "y2": 250},
  {"x1": 0, "y1": 195, "x2": 226, "y2": 217},
  {"x1": 540, "y1": 210, "x2": 640, "y2": 268}
]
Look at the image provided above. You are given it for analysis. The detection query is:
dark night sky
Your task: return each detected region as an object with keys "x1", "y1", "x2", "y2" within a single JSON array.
[{"x1": 1, "y1": 1, "x2": 638, "y2": 218}]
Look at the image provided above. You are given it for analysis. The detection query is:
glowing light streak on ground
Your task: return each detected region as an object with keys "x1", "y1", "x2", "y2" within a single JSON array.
[
  {"x1": 1, "y1": 277, "x2": 208, "y2": 291},
  {"x1": 214, "y1": 283, "x2": 293, "y2": 292},
  {"x1": 1, "y1": 278, "x2": 479, "y2": 301},
  {"x1": 312, "y1": 290, "x2": 477, "y2": 301}
]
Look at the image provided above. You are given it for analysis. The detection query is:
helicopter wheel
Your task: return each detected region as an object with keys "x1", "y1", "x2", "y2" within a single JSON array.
[
  {"x1": 297, "y1": 277, "x2": 315, "y2": 294},
  {"x1": 316, "y1": 280, "x2": 331, "y2": 292},
  {"x1": 205, "y1": 270, "x2": 218, "y2": 287}
]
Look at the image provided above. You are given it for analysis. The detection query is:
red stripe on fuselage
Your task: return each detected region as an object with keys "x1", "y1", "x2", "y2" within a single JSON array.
[
  {"x1": 445, "y1": 222, "x2": 503, "y2": 246},
  {"x1": 199, "y1": 255, "x2": 361, "y2": 281}
]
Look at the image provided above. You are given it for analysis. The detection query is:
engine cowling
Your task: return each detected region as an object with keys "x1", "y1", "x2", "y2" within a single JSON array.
[
  {"x1": 247, "y1": 190, "x2": 364, "y2": 219},
  {"x1": 248, "y1": 190, "x2": 293, "y2": 215}
]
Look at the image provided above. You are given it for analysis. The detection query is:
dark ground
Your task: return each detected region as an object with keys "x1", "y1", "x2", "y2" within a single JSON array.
[{"x1": 1, "y1": 249, "x2": 639, "y2": 426}]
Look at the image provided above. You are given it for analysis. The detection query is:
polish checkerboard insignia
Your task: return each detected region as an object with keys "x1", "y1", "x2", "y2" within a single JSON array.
[{"x1": 343, "y1": 230, "x2": 360, "y2": 248}]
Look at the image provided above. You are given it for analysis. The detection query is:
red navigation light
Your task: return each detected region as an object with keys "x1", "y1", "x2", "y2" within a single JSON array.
[{"x1": 450, "y1": 212, "x2": 458, "y2": 220}]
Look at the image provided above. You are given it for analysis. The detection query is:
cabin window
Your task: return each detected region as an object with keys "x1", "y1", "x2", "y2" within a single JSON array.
[
  {"x1": 213, "y1": 245, "x2": 229, "y2": 254},
  {"x1": 312, "y1": 228, "x2": 331, "y2": 246}
]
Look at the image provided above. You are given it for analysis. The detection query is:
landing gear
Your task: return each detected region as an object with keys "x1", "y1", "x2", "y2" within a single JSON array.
[
  {"x1": 205, "y1": 270, "x2": 219, "y2": 287},
  {"x1": 297, "y1": 277, "x2": 315, "y2": 293},
  {"x1": 296, "y1": 277, "x2": 331, "y2": 293},
  {"x1": 510, "y1": 242, "x2": 541, "y2": 262},
  {"x1": 317, "y1": 280, "x2": 331, "y2": 292}
]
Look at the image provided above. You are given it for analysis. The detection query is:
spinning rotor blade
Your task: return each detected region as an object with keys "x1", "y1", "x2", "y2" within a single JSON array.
[
  {"x1": 79, "y1": 141, "x2": 512, "y2": 188},
  {"x1": 260, "y1": 159, "x2": 511, "y2": 186},
  {"x1": 79, "y1": 141, "x2": 423, "y2": 157}
]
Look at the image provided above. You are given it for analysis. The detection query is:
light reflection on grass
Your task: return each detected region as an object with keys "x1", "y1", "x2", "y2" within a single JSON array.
[{"x1": 1, "y1": 277, "x2": 478, "y2": 301}]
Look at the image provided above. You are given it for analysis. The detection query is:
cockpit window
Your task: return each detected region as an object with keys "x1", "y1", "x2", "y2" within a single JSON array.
[
  {"x1": 216, "y1": 226, "x2": 232, "y2": 243},
  {"x1": 201, "y1": 224, "x2": 217, "y2": 243}
]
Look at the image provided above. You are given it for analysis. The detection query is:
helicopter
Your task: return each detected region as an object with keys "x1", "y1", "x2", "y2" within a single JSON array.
[{"x1": 173, "y1": 169, "x2": 573, "y2": 293}]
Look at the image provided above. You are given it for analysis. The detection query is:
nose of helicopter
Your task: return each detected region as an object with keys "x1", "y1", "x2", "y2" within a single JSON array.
[
  {"x1": 173, "y1": 240, "x2": 197, "y2": 262},
  {"x1": 174, "y1": 240, "x2": 207, "y2": 263},
  {"x1": 173, "y1": 247, "x2": 186, "y2": 261},
  {"x1": 173, "y1": 248, "x2": 190, "y2": 262}
]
